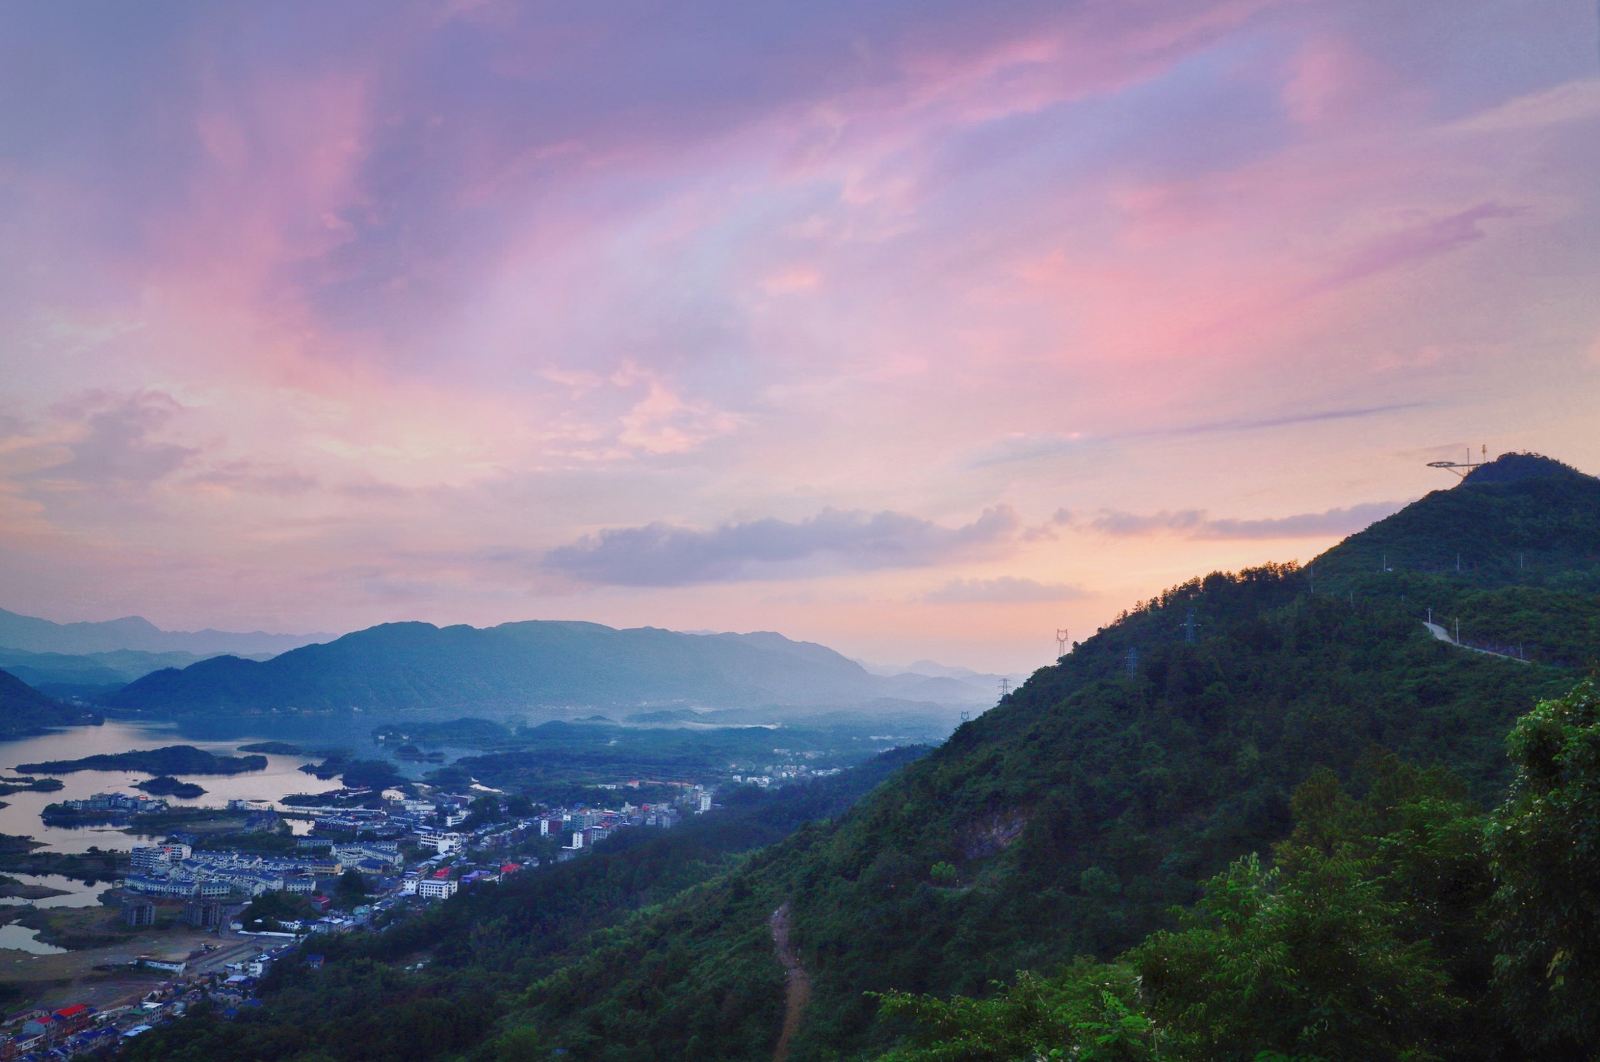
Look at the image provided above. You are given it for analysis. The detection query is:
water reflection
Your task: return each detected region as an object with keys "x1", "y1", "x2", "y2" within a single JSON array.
[
  {"x1": 0, "y1": 873, "x2": 110, "y2": 909},
  {"x1": 0, "y1": 720, "x2": 349, "y2": 854},
  {"x1": 0, "y1": 923, "x2": 66, "y2": 955}
]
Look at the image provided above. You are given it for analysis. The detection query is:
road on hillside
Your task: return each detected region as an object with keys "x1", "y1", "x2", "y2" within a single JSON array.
[{"x1": 1421, "y1": 621, "x2": 1529, "y2": 664}]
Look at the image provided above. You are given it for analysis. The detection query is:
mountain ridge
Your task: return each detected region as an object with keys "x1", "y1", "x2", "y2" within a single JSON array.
[
  {"x1": 109, "y1": 619, "x2": 990, "y2": 717},
  {"x1": 0, "y1": 607, "x2": 332, "y2": 657}
]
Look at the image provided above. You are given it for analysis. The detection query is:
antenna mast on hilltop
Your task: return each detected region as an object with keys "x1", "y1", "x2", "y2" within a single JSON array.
[
  {"x1": 1427, "y1": 444, "x2": 1489, "y2": 480},
  {"x1": 1055, "y1": 628, "x2": 1070, "y2": 659},
  {"x1": 998, "y1": 677, "x2": 1011, "y2": 700}
]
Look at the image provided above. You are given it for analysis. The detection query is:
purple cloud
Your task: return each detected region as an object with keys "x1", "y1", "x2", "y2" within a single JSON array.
[
  {"x1": 41, "y1": 391, "x2": 197, "y2": 486},
  {"x1": 546, "y1": 506, "x2": 1019, "y2": 586},
  {"x1": 1302, "y1": 202, "x2": 1521, "y2": 297}
]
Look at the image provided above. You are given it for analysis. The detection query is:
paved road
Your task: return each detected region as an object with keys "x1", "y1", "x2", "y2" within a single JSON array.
[{"x1": 1422, "y1": 621, "x2": 1529, "y2": 664}]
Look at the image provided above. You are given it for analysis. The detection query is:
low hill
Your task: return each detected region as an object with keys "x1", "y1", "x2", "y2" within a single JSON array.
[
  {"x1": 109, "y1": 621, "x2": 986, "y2": 717},
  {"x1": 0, "y1": 607, "x2": 330, "y2": 657},
  {"x1": 0, "y1": 668, "x2": 101, "y2": 741}
]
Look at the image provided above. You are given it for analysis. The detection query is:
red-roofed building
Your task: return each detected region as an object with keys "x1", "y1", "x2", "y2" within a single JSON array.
[
  {"x1": 432, "y1": 867, "x2": 451, "y2": 879},
  {"x1": 500, "y1": 863, "x2": 521, "y2": 876},
  {"x1": 51, "y1": 1004, "x2": 92, "y2": 1033}
]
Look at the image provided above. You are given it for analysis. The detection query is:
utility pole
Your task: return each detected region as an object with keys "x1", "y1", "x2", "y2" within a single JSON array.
[
  {"x1": 1456, "y1": 552, "x2": 1462, "y2": 573},
  {"x1": 1454, "y1": 617, "x2": 1460, "y2": 644}
]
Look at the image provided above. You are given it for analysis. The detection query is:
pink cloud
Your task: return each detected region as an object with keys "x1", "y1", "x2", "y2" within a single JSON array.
[{"x1": 1281, "y1": 34, "x2": 1400, "y2": 126}]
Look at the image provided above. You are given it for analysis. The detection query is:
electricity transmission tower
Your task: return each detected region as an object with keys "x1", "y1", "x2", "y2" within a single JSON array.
[{"x1": 1055, "y1": 628, "x2": 1070, "y2": 659}]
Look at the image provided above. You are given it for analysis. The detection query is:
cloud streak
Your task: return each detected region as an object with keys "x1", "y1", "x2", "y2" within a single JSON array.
[
  {"x1": 545, "y1": 506, "x2": 1019, "y2": 586},
  {"x1": 1085, "y1": 501, "x2": 1407, "y2": 540}
]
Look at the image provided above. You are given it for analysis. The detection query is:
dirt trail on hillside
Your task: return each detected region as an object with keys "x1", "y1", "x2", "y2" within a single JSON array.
[{"x1": 770, "y1": 902, "x2": 811, "y2": 1062}]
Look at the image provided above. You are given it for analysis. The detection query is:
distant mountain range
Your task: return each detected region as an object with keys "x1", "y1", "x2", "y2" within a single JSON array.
[
  {"x1": 0, "y1": 646, "x2": 270, "y2": 699},
  {"x1": 0, "y1": 608, "x2": 331, "y2": 657},
  {"x1": 109, "y1": 621, "x2": 994, "y2": 717}
]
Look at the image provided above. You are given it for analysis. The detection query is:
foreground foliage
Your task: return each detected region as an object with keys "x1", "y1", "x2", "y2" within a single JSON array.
[{"x1": 880, "y1": 683, "x2": 1600, "y2": 1061}]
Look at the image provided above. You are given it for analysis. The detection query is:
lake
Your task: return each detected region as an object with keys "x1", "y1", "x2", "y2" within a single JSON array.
[{"x1": 0, "y1": 720, "x2": 347, "y2": 854}]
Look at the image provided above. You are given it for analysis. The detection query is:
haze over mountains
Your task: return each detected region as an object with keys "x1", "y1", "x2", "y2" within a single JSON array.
[
  {"x1": 108, "y1": 621, "x2": 992, "y2": 718},
  {"x1": 0, "y1": 608, "x2": 330, "y2": 658},
  {"x1": 0, "y1": 605, "x2": 999, "y2": 714}
]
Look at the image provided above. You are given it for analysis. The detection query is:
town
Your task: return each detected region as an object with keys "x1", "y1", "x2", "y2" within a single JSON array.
[{"x1": 0, "y1": 778, "x2": 722, "y2": 1058}]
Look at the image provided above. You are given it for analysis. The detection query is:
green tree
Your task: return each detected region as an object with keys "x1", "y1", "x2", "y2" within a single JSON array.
[
  {"x1": 463, "y1": 793, "x2": 502, "y2": 830},
  {"x1": 1133, "y1": 848, "x2": 1461, "y2": 1060},
  {"x1": 1486, "y1": 679, "x2": 1600, "y2": 1051},
  {"x1": 875, "y1": 962, "x2": 1153, "y2": 1061},
  {"x1": 334, "y1": 868, "x2": 367, "y2": 908}
]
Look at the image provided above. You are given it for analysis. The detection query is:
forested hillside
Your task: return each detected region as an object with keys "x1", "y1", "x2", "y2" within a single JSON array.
[
  {"x1": 0, "y1": 667, "x2": 100, "y2": 740},
  {"x1": 120, "y1": 454, "x2": 1600, "y2": 1060}
]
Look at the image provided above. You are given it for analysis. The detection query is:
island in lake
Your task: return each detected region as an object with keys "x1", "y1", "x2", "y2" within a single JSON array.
[
  {"x1": 237, "y1": 741, "x2": 302, "y2": 756},
  {"x1": 0, "y1": 776, "x2": 65, "y2": 797},
  {"x1": 18, "y1": 745, "x2": 268, "y2": 776},
  {"x1": 132, "y1": 775, "x2": 207, "y2": 798}
]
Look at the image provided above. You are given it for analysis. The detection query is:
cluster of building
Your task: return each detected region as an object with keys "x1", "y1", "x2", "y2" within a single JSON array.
[
  {"x1": 48, "y1": 792, "x2": 170, "y2": 817},
  {"x1": 400, "y1": 861, "x2": 525, "y2": 900},
  {"x1": 123, "y1": 841, "x2": 403, "y2": 900},
  {"x1": 729, "y1": 763, "x2": 844, "y2": 787},
  {"x1": 0, "y1": 940, "x2": 310, "y2": 1057},
  {"x1": 0, "y1": 1003, "x2": 111, "y2": 1059}
]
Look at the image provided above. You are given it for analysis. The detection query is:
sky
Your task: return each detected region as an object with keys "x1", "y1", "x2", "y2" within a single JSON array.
[{"x1": 2, "y1": 0, "x2": 1598, "y2": 675}]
